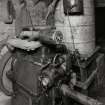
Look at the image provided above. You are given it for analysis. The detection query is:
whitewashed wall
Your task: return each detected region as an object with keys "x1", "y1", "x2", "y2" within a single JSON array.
[{"x1": 55, "y1": 0, "x2": 95, "y2": 58}]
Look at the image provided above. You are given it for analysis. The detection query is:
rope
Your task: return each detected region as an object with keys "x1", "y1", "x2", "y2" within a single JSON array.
[
  {"x1": 67, "y1": 9, "x2": 84, "y2": 81},
  {"x1": 67, "y1": 10, "x2": 76, "y2": 51}
]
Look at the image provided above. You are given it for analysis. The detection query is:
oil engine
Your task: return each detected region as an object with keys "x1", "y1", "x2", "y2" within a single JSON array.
[{"x1": 0, "y1": 0, "x2": 105, "y2": 105}]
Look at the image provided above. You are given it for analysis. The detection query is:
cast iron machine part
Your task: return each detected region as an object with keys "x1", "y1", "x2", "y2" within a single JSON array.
[
  {"x1": 2, "y1": 31, "x2": 102, "y2": 105},
  {"x1": 38, "y1": 49, "x2": 103, "y2": 105}
]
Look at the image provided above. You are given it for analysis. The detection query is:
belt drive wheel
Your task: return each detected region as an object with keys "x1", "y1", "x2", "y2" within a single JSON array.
[{"x1": 0, "y1": 46, "x2": 14, "y2": 96}]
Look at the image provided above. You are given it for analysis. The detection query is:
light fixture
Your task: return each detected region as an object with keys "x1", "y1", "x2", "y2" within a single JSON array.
[{"x1": 63, "y1": 0, "x2": 83, "y2": 15}]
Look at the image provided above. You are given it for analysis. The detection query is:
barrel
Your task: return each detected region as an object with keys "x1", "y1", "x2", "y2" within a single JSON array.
[{"x1": 55, "y1": 0, "x2": 95, "y2": 58}]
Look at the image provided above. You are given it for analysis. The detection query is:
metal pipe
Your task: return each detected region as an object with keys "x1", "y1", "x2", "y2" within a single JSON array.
[
  {"x1": 76, "y1": 69, "x2": 97, "y2": 90},
  {"x1": 83, "y1": 69, "x2": 97, "y2": 90},
  {"x1": 60, "y1": 84, "x2": 103, "y2": 105}
]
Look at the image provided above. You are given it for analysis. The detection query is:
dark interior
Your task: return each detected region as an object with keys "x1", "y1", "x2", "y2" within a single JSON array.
[{"x1": 95, "y1": 7, "x2": 105, "y2": 47}]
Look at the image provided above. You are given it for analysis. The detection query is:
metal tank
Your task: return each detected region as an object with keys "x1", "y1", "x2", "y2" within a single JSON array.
[{"x1": 55, "y1": 0, "x2": 95, "y2": 58}]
